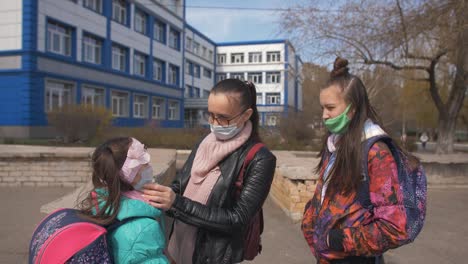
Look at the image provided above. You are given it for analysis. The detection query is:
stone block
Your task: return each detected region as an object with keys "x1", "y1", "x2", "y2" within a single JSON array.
[
  {"x1": 37, "y1": 182, "x2": 50, "y2": 187},
  {"x1": 23, "y1": 182, "x2": 36, "y2": 187},
  {"x1": 3, "y1": 176, "x2": 15, "y2": 182},
  {"x1": 9, "y1": 171, "x2": 22, "y2": 177}
]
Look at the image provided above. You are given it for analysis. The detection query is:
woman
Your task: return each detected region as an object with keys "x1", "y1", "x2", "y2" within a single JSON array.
[
  {"x1": 142, "y1": 79, "x2": 277, "y2": 264},
  {"x1": 302, "y1": 58, "x2": 417, "y2": 264}
]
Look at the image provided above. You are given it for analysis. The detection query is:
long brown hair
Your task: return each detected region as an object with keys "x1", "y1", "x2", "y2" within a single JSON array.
[
  {"x1": 211, "y1": 78, "x2": 261, "y2": 141},
  {"x1": 79, "y1": 137, "x2": 133, "y2": 225},
  {"x1": 317, "y1": 57, "x2": 417, "y2": 197}
]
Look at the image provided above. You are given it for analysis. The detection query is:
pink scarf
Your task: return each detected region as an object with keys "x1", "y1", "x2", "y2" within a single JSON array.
[{"x1": 183, "y1": 121, "x2": 252, "y2": 203}]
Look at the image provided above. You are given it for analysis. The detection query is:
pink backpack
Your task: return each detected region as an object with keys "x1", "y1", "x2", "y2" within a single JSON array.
[{"x1": 29, "y1": 208, "x2": 143, "y2": 263}]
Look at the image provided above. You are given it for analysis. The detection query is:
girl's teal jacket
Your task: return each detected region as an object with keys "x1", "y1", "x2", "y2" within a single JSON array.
[{"x1": 94, "y1": 188, "x2": 169, "y2": 264}]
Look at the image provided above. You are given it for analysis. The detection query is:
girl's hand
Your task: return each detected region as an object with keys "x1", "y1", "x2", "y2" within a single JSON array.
[{"x1": 142, "y1": 183, "x2": 176, "y2": 210}]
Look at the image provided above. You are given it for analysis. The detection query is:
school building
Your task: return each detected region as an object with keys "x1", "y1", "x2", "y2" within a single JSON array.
[{"x1": 0, "y1": 0, "x2": 303, "y2": 138}]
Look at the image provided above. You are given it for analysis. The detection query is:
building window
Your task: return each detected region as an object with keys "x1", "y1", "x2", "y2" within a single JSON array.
[
  {"x1": 202, "y1": 89, "x2": 210, "y2": 98},
  {"x1": 193, "y1": 41, "x2": 200, "y2": 55},
  {"x1": 203, "y1": 68, "x2": 212, "y2": 78},
  {"x1": 168, "y1": 64, "x2": 179, "y2": 86},
  {"x1": 230, "y1": 73, "x2": 244, "y2": 80},
  {"x1": 152, "y1": 97, "x2": 165, "y2": 119},
  {"x1": 185, "y1": 85, "x2": 192, "y2": 98},
  {"x1": 266, "y1": 51, "x2": 281, "y2": 62},
  {"x1": 83, "y1": 0, "x2": 102, "y2": 13},
  {"x1": 193, "y1": 64, "x2": 200, "y2": 78},
  {"x1": 112, "y1": 0, "x2": 127, "y2": 25},
  {"x1": 185, "y1": 37, "x2": 192, "y2": 50},
  {"x1": 45, "y1": 80, "x2": 74, "y2": 112},
  {"x1": 208, "y1": 50, "x2": 213, "y2": 61},
  {"x1": 266, "y1": 93, "x2": 281, "y2": 104},
  {"x1": 111, "y1": 91, "x2": 129, "y2": 117},
  {"x1": 266, "y1": 114, "x2": 278, "y2": 126},
  {"x1": 185, "y1": 60, "x2": 192, "y2": 75},
  {"x1": 202, "y1": 46, "x2": 207, "y2": 58},
  {"x1": 81, "y1": 85, "x2": 105, "y2": 107},
  {"x1": 217, "y1": 54, "x2": 226, "y2": 64},
  {"x1": 169, "y1": 28, "x2": 180, "y2": 50},
  {"x1": 47, "y1": 21, "x2": 72, "y2": 57},
  {"x1": 248, "y1": 72, "x2": 262, "y2": 84},
  {"x1": 154, "y1": 19, "x2": 166, "y2": 43},
  {"x1": 134, "y1": 52, "x2": 147, "y2": 77},
  {"x1": 193, "y1": 87, "x2": 200, "y2": 98},
  {"x1": 133, "y1": 94, "x2": 148, "y2": 118},
  {"x1": 231, "y1": 53, "x2": 244, "y2": 63},
  {"x1": 153, "y1": 59, "x2": 164, "y2": 82},
  {"x1": 217, "y1": 73, "x2": 227, "y2": 82},
  {"x1": 256, "y1": 93, "x2": 263, "y2": 104},
  {"x1": 266, "y1": 72, "x2": 281, "y2": 83},
  {"x1": 83, "y1": 34, "x2": 102, "y2": 64},
  {"x1": 134, "y1": 9, "x2": 147, "y2": 35},
  {"x1": 168, "y1": 100, "x2": 180, "y2": 120},
  {"x1": 248, "y1": 52, "x2": 262, "y2": 63},
  {"x1": 112, "y1": 44, "x2": 126, "y2": 71}
]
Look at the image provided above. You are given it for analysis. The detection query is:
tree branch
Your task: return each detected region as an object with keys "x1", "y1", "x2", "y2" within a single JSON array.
[
  {"x1": 427, "y1": 50, "x2": 448, "y2": 115},
  {"x1": 396, "y1": 0, "x2": 409, "y2": 55},
  {"x1": 363, "y1": 58, "x2": 429, "y2": 71}
]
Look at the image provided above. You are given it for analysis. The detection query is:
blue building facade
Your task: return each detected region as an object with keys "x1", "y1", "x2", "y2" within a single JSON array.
[{"x1": 0, "y1": 0, "x2": 302, "y2": 138}]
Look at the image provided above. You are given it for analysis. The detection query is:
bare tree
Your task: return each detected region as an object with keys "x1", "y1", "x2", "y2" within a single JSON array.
[{"x1": 280, "y1": 0, "x2": 467, "y2": 153}]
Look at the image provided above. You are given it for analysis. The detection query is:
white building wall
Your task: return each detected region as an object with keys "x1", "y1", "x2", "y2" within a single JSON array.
[
  {"x1": 216, "y1": 43, "x2": 287, "y2": 106},
  {"x1": 0, "y1": 0, "x2": 22, "y2": 51}
]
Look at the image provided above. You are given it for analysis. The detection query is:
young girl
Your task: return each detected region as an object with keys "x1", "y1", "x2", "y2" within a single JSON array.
[
  {"x1": 302, "y1": 58, "x2": 419, "y2": 264},
  {"x1": 79, "y1": 137, "x2": 168, "y2": 264}
]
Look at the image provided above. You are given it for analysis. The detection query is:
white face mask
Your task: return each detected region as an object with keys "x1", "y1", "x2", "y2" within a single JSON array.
[
  {"x1": 133, "y1": 165, "x2": 153, "y2": 190},
  {"x1": 210, "y1": 123, "x2": 244, "y2": 141}
]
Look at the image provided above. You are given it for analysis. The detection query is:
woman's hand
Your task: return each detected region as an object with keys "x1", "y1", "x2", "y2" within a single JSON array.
[{"x1": 142, "y1": 183, "x2": 176, "y2": 211}]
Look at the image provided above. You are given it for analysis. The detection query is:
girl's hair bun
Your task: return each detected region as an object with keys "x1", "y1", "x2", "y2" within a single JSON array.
[{"x1": 330, "y1": 57, "x2": 349, "y2": 78}]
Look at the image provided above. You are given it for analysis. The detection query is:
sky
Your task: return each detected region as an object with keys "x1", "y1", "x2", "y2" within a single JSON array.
[{"x1": 185, "y1": 0, "x2": 292, "y2": 45}]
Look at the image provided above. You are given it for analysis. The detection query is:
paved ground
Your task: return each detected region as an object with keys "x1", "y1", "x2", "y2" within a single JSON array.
[{"x1": 1, "y1": 186, "x2": 468, "y2": 264}]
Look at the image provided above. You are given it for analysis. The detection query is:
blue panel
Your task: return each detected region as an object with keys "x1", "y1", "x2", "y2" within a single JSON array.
[
  {"x1": 104, "y1": 0, "x2": 112, "y2": 69},
  {"x1": 22, "y1": 0, "x2": 38, "y2": 71}
]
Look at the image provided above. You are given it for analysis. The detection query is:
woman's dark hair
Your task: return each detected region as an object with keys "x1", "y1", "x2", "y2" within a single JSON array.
[
  {"x1": 78, "y1": 137, "x2": 133, "y2": 225},
  {"x1": 318, "y1": 57, "x2": 417, "y2": 196},
  {"x1": 211, "y1": 78, "x2": 260, "y2": 141}
]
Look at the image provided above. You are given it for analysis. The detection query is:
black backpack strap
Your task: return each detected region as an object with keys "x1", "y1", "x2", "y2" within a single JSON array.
[{"x1": 358, "y1": 135, "x2": 389, "y2": 210}]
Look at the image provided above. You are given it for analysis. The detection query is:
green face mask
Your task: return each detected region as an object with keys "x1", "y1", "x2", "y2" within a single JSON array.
[{"x1": 324, "y1": 104, "x2": 352, "y2": 134}]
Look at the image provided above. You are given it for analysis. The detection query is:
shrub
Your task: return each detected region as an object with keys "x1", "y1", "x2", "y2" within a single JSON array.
[{"x1": 47, "y1": 105, "x2": 113, "y2": 143}]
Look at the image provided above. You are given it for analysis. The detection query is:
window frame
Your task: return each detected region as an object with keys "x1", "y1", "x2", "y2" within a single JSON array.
[
  {"x1": 266, "y1": 92, "x2": 281, "y2": 105},
  {"x1": 133, "y1": 94, "x2": 149, "y2": 118},
  {"x1": 111, "y1": 90, "x2": 130, "y2": 117},
  {"x1": 81, "y1": 85, "x2": 105, "y2": 107},
  {"x1": 152, "y1": 97, "x2": 166, "y2": 120},
  {"x1": 112, "y1": 0, "x2": 127, "y2": 25},
  {"x1": 111, "y1": 43, "x2": 127, "y2": 72},
  {"x1": 133, "y1": 52, "x2": 147, "y2": 77},
  {"x1": 45, "y1": 79, "x2": 75, "y2": 112},
  {"x1": 46, "y1": 20, "x2": 73, "y2": 57},
  {"x1": 82, "y1": 33, "x2": 103, "y2": 65}
]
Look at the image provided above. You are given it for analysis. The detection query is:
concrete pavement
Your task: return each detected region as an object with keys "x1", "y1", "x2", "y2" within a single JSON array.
[{"x1": 1, "y1": 186, "x2": 468, "y2": 264}]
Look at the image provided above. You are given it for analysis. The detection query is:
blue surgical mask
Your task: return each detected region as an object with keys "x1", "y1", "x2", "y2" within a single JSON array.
[
  {"x1": 133, "y1": 165, "x2": 153, "y2": 190},
  {"x1": 210, "y1": 123, "x2": 243, "y2": 141}
]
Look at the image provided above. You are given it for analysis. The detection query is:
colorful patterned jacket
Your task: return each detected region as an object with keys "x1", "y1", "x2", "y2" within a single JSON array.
[{"x1": 302, "y1": 141, "x2": 408, "y2": 264}]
